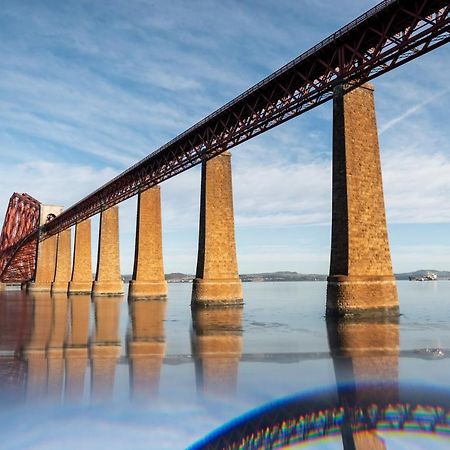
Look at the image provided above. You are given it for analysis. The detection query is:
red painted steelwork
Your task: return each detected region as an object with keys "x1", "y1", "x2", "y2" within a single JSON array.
[
  {"x1": 0, "y1": 194, "x2": 40, "y2": 283},
  {"x1": 0, "y1": 0, "x2": 449, "y2": 282},
  {"x1": 41, "y1": 0, "x2": 450, "y2": 238}
]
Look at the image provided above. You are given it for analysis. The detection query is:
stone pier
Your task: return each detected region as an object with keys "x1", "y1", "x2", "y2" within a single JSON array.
[
  {"x1": 129, "y1": 187, "x2": 167, "y2": 298},
  {"x1": 192, "y1": 152, "x2": 243, "y2": 307},
  {"x1": 327, "y1": 84, "x2": 398, "y2": 316},
  {"x1": 191, "y1": 307, "x2": 243, "y2": 396},
  {"x1": 68, "y1": 219, "x2": 92, "y2": 295},
  {"x1": 28, "y1": 205, "x2": 63, "y2": 292},
  {"x1": 52, "y1": 229, "x2": 72, "y2": 293},
  {"x1": 127, "y1": 298, "x2": 166, "y2": 400},
  {"x1": 92, "y1": 207, "x2": 124, "y2": 296}
]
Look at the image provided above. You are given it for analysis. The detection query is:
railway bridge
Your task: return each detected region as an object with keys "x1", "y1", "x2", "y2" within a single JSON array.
[{"x1": 0, "y1": 0, "x2": 449, "y2": 316}]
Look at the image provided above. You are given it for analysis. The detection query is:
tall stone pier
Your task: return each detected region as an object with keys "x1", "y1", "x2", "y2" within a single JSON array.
[
  {"x1": 68, "y1": 219, "x2": 92, "y2": 294},
  {"x1": 192, "y1": 152, "x2": 243, "y2": 307},
  {"x1": 52, "y1": 228, "x2": 72, "y2": 293},
  {"x1": 327, "y1": 84, "x2": 398, "y2": 316},
  {"x1": 28, "y1": 205, "x2": 63, "y2": 292},
  {"x1": 129, "y1": 187, "x2": 168, "y2": 298},
  {"x1": 92, "y1": 206, "x2": 124, "y2": 296}
]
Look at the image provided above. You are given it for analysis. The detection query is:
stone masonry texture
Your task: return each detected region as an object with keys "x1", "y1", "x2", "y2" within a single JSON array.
[
  {"x1": 28, "y1": 205, "x2": 63, "y2": 292},
  {"x1": 68, "y1": 219, "x2": 92, "y2": 294},
  {"x1": 92, "y1": 206, "x2": 124, "y2": 295},
  {"x1": 327, "y1": 84, "x2": 398, "y2": 316},
  {"x1": 192, "y1": 152, "x2": 243, "y2": 305},
  {"x1": 52, "y1": 228, "x2": 72, "y2": 293},
  {"x1": 129, "y1": 186, "x2": 168, "y2": 298}
]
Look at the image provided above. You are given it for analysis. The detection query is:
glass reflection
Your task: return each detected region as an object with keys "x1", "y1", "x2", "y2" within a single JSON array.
[
  {"x1": 127, "y1": 298, "x2": 166, "y2": 401},
  {"x1": 191, "y1": 306, "x2": 243, "y2": 397}
]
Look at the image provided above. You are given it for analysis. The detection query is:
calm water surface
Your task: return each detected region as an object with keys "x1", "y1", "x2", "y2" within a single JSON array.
[{"x1": 0, "y1": 281, "x2": 449, "y2": 449}]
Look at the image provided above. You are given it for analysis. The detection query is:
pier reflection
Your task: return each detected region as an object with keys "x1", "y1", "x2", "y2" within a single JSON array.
[
  {"x1": 191, "y1": 306, "x2": 243, "y2": 397},
  {"x1": 91, "y1": 296, "x2": 123, "y2": 403},
  {"x1": 65, "y1": 295, "x2": 90, "y2": 402},
  {"x1": 327, "y1": 313, "x2": 400, "y2": 449},
  {"x1": 127, "y1": 298, "x2": 166, "y2": 401}
]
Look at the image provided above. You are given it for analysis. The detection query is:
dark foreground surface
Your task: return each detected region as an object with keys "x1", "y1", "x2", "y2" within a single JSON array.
[{"x1": 0, "y1": 281, "x2": 449, "y2": 449}]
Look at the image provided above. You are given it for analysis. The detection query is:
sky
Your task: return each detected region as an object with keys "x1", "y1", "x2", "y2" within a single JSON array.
[{"x1": 0, "y1": 0, "x2": 449, "y2": 275}]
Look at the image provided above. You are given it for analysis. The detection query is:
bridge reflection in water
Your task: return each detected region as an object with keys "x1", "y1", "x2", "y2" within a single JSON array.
[{"x1": 0, "y1": 288, "x2": 449, "y2": 450}]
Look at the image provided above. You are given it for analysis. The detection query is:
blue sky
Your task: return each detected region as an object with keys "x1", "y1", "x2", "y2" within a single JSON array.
[{"x1": 0, "y1": 0, "x2": 449, "y2": 274}]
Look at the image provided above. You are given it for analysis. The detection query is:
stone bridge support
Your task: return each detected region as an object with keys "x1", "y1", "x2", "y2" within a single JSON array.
[
  {"x1": 92, "y1": 206, "x2": 124, "y2": 296},
  {"x1": 68, "y1": 219, "x2": 92, "y2": 295},
  {"x1": 28, "y1": 205, "x2": 63, "y2": 292},
  {"x1": 52, "y1": 228, "x2": 72, "y2": 293},
  {"x1": 327, "y1": 84, "x2": 398, "y2": 316},
  {"x1": 192, "y1": 152, "x2": 243, "y2": 307},
  {"x1": 129, "y1": 187, "x2": 167, "y2": 298}
]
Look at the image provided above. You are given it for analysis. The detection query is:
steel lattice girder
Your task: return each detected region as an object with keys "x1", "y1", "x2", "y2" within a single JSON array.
[
  {"x1": 0, "y1": 194, "x2": 40, "y2": 283},
  {"x1": 2, "y1": 0, "x2": 450, "y2": 258}
]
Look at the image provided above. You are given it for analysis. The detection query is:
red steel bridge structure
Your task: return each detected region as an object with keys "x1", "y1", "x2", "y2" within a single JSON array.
[{"x1": 0, "y1": 0, "x2": 449, "y2": 283}]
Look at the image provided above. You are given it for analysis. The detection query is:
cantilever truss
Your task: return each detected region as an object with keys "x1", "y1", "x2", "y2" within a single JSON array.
[
  {"x1": 0, "y1": 194, "x2": 40, "y2": 283},
  {"x1": 0, "y1": 0, "x2": 449, "y2": 282}
]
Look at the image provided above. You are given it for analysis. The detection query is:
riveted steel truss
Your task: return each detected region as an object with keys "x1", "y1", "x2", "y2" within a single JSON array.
[
  {"x1": 0, "y1": 194, "x2": 40, "y2": 283},
  {"x1": 0, "y1": 0, "x2": 449, "y2": 283}
]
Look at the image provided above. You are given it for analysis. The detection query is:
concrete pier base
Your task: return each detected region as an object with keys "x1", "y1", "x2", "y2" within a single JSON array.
[
  {"x1": 129, "y1": 187, "x2": 167, "y2": 298},
  {"x1": 52, "y1": 229, "x2": 72, "y2": 293},
  {"x1": 92, "y1": 207, "x2": 124, "y2": 296},
  {"x1": 192, "y1": 152, "x2": 243, "y2": 307},
  {"x1": 68, "y1": 219, "x2": 92, "y2": 295},
  {"x1": 327, "y1": 84, "x2": 398, "y2": 317}
]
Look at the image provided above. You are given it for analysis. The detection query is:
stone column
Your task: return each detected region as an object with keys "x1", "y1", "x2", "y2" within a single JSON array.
[
  {"x1": 327, "y1": 84, "x2": 398, "y2": 316},
  {"x1": 129, "y1": 187, "x2": 168, "y2": 298},
  {"x1": 191, "y1": 307, "x2": 243, "y2": 396},
  {"x1": 90, "y1": 297, "x2": 122, "y2": 402},
  {"x1": 65, "y1": 295, "x2": 90, "y2": 402},
  {"x1": 28, "y1": 205, "x2": 63, "y2": 292},
  {"x1": 92, "y1": 207, "x2": 124, "y2": 295},
  {"x1": 68, "y1": 219, "x2": 92, "y2": 294},
  {"x1": 192, "y1": 152, "x2": 243, "y2": 306},
  {"x1": 127, "y1": 298, "x2": 166, "y2": 400},
  {"x1": 52, "y1": 229, "x2": 72, "y2": 293},
  {"x1": 28, "y1": 236, "x2": 58, "y2": 292}
]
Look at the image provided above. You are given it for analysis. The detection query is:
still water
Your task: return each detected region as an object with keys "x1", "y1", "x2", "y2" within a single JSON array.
[{"x1": 0, "y1": 281, "x2": 449, "y2": 449}]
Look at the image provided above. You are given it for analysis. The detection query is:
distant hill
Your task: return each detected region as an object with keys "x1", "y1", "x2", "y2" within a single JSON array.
[{"x1": 122, "y1": 270, "x2": 450, "y2": 283}]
